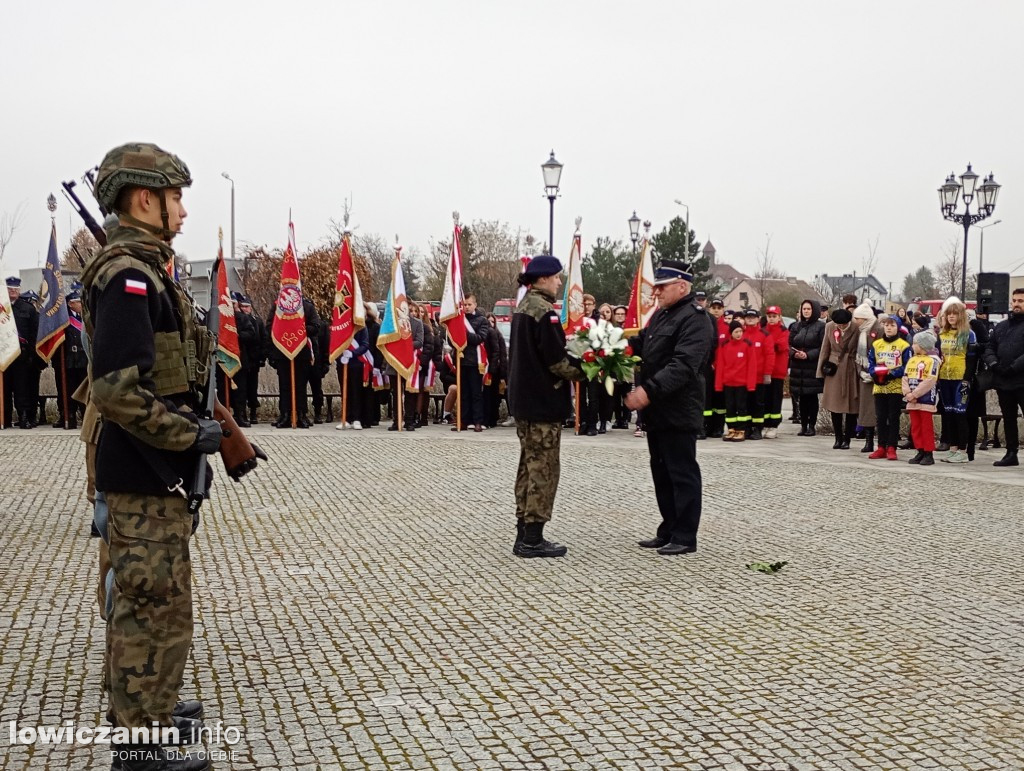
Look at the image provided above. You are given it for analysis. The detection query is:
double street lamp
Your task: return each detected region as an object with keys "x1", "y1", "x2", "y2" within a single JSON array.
[
  {"x1": 628, "y1": 211, "x2": 641, "y2": 254},
  {"x1": 673, "y1": 199, "x2": 690, "y2": 263},
  {"x1": 541, "y1": 151, "x2": 563, "y2": 255},
  {"x1": 938, "y1": 164, "x2": 1000, "y2": 297}
]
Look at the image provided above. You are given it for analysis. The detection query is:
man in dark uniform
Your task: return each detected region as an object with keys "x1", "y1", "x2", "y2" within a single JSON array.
[
  {"x1": 51, "y1": 287, "x2": 89, "y2": 429},
  {"x1": 626, "y1": 260, "x2": 714, "y2": 555},
  {"x1": 507, "y1": 255, "x2": 583, "y2": 557},
  {"x1": 238, "y1": 296, "x2": 265, "y2": 423},
  {"x1": 309, "y1": 310, "x2": 330, "y2": 424},
  {"x1": 83, "y1": 142, "x2": 219, "y2": 770},
  {"x1": 268, "y1": 296, "x2": 320, "y2": 428},
  {"x1": 216, "y1": 293, "x2": 256, "y2": 427},
  {"x1": 455, "y1": 293, "x2": 490, "y2": 431},
  {"x1": 6, "y1": 277, "x2": 40, "y2": 428}
]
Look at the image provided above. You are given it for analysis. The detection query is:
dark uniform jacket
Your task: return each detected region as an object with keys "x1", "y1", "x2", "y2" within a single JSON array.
[
  {"x1": 12, "y1": 296, "x2": 38, "y2": 355},
  {"x1": 508, "y1": 288, "x2": 582, "y2": 422},
  {"x1": 629, "y1": 294, "x2": 714, "y2": 433},
  {"x1": 81, "y1": 225, "x2": 204, "y2": 495},
  {"x1": 983, "y1": 313, "x2": 1024, "y2": 391},
  {"x1": 236, "y1": 311, "x2": 259, "y2": 370},
  {"x1": 56, "y1": 310, "x2": 89, "y2": 370},
  {"x1": 461, "y1": 310, "x2": 490, "y2": 367}
]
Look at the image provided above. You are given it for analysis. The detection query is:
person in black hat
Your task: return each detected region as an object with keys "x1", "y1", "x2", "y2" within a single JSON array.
[
  {"x1": 625, "y1": 260, "x2": 714, "y2": 555},
  {"x1": 694, "y1": 290, "x2": 707, "y2": 309},
  {"x1": 507, "y1": 254, "x2": 584, "y2": 558},
  {"x1": 237, "y1": 295, "x2": 266, "y2": 423},
  {"x1": 4, "y1": 276, "x2": 40, "y2": 428},
  {"x1": 50, "y1": 288, "x2": 89, "y2": 429},
  {"x1": 702, "y1": 298, "x2": 728, "y2": 438}
]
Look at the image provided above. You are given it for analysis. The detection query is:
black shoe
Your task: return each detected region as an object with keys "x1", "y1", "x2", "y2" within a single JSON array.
[
  {"x1": 805, "y1": 428, "x2": 816, "y2": 437},
  {"x1": 174, "y1": 700, "x2": 203, "y2": 720},
  {"x1": 516, "y1": 522, "x2": 567, "y2": 558},
  {"x1": 789, "y1": 416, "x2": 800, "y2": 423},
  {"x1": 898, "y1": 438, "x2": 915, "y2": 450},
  {"x1": 586, "y1": 427, "x2": 597, "y2": 436},
  {"x1": 709, "y1": 429, "x2": 724, "y2": 439},
  {"x1": 53, "y1": 418, "x2": 66, "y2": 428},
  {"x1": 249, "y1": 410, "x2": 259, "y2": 425},
  {"x1": 388, "y1": 423, "x2": 400, "y2": 431},
  {"x1": 297, "y1": 416, "x2": 311, "y2": 429},
  {"x1": 234, "y1": 415, "x2": 251, "y2": 428},
  {"x1": 313, "y1": 412, "x2": 324, "y2": 425},
  {"x1": 404, "y1": 423, "x2": 417, "y2": 432},
  {"x1": 832, "y1": 438, "x2": 843, "y2": 449},
  {"x1": 273, "y1": 415, "x2": 291, "y2": 428},
  {"x1": 908, "y1": 450, "x2": 925, "y2": 465},
  {"x1": 66, "y1": 420, "x2": 78, "y2": 430},
  {"x1": 993, "y1": 451, "x2": 1019, "y2": 467},
  {"x1": 838, "y1": 441, "x2": 850, "y2": 450},
  {"x1": 696, "y1": 431, "x2": 707, "y2": 440},
  {"x1": 657, "y1": 542, "x2": 696, "y2": 556},
  {"x1": 919, "y1": 452, "x2": 935, "y2": 466},
  {"x1": 598, "y1": 421, "x2": 607, "y2": 435},
  {"x1": 936, "y1": 441, "x2": 950, "y2": 452},
  {"x1": 638, "y1": 536, "x2": 669, "y2": 549},
  {"x1": 796, "y1": 428, "x2": 808, "y2": 436},
  {"x1": 748, "y1": 428, "x2": 762, "y2": 441}
]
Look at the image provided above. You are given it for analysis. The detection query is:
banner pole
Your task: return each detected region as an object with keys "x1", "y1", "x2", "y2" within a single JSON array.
[
  {"x1": 341, "y1": 357, "x2": 348, "y2": 428},
  {"x1": 0, "y1": 370, "x2": 5, "y2": 429},
  {"x1": 397, "y1": 375, "x2": 403, "y2": 432},
  {"x1": 290, "y1": 359, "x2": 297, "y2": 428},
  {"x1": 574, "y1": 382, "x2": 581, "y2": 435},
  {"x1": 60, "y1": 353, "x2": 69, "y2": 429},
  {"x1": 456, "y1": 350, "x2": 463, "y2": 431},
  {"x1": 224, "y1": 371, "x2": 230, "y2": 411}
]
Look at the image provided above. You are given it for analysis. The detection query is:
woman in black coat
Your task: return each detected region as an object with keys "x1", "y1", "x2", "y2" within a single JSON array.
[{"x1": 789, "y1": 299, "x2": 826, "y2": 436}]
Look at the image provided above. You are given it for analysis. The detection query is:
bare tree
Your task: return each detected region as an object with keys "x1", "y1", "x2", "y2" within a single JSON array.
[
  {"x1": 861, "y1": 234, "x2": 880, "y2": 281},
  {"x1": 811, "y1": 274, "x2": 840, "y2": 307},
  {"x1": 754, "y1": 233, "x2": 785, "y2": 305},
  {"x1": 933, "y1": 236, "x2": 975, "y2": 298},
  {"x1": 61, "y1": 227, "x2": 100, "y2": 271},
  {"x1": 0, "y1": 203, "x2": 26, "y2": 263}
]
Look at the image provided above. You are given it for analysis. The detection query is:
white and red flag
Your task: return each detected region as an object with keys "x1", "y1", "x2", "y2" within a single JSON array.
[
  {"x1": 378, "y1": 245, "x2": 416, "y2": 380},
  {"x1": 214, "y1": 230, "x2": 241, "y2": 378},
  {"x1": 0, "y1": 262, "x2": 19, "y2": 372},
  {"x1": 439, "y1": 217, "x2": 467, "y2": 351},
  {"x1": 270, "y1": 220, "x2": 308, "y2": 360},
  {"x1": 623, "y1": 232, "x2": 656, "y2": 335},
  {"x1": 328, "y1": 232, "x2": 365, "y2": 362},
  {"x1": 560, "y1": 220, "x2": 585, "y2": 334}
]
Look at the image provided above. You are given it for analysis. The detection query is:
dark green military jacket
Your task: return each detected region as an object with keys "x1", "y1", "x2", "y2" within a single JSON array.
[
  {"x1": 508, "y1": 288, "x2": 582, "y2": 422},
  {"x1": 82, "y1": 225, "x2": 207, "y2": 494}
]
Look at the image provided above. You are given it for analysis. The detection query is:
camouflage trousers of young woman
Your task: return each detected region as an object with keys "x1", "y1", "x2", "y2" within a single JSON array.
[
  {"x1": 104, "y1": 491, "x2": 194, "y2": 728},
  {"x1": 514, "y1": 420, "x2": 562, "y2": 524}
]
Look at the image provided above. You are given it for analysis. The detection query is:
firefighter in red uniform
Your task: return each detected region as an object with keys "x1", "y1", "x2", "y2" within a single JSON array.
[
  {"x1": 715, "y1": 320, "x2": 758, "y2": 441},
  {"x1": 742, "y1": 309, "x2": 770, "y2": 440},
  {"x1": 703, "y1": 298, "x2": 729, "y2": 438},
  {"x1": 762, "y1": 305, "x2": 790, "y2": 438}
]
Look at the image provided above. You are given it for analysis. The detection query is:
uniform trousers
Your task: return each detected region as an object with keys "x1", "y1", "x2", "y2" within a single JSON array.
[
  {"x1": 764, "y1": 378, "x2": 785, "y2": 428},
  {"x1": 106, "y1": 492, "x2": 193, "y2": 728},
  {"x1": 459, "y1": 366, "x2": 484, "y2": 427},
  {"x1": 646, "y1": 429, "x2": 702, "y2": 547},
  {"x1": 750, "y1": 381, "x2": 767, "y2": 427},
  {"x1": 584, "y1": 379, "x2": 612, "y2": 427},
  {"x1": 514, "y1": 419, "x2": 561, "y2": 523},
  {"x1": 723, "y1": 386, "x2": 750, "y2": 432},
  {"x1": 53, "y1": 362, "x2": 87, "y2": 422},
  {"x1": 245, "y1": 365, "x2": 261, "y2": 414},
  {"x1": 874, "y1": 392, "x2": 904, "y2": 449},
  {"x1": 276, "y1": 359, "x2": 310, "y2": 418},
  {"x1": 996, "y1": 387, "x2": 1024, "y2": 449}
]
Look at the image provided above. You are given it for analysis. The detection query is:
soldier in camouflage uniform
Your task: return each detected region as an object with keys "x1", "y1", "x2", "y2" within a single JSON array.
[
  {"x1": 507, "y1": 255, "x2": 583, "y2": 558},
  {"x1": 82, "y1": 143, "x2": 221, "y2": 771}
]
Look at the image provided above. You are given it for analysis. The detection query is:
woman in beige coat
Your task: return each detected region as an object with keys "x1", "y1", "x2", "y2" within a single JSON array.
[
  {"x1": 817, "y1": 308, "x2": 861, "y2": 449},
  {"x1": 852, "y1": 302, "x2": 883, "y2": 453}
]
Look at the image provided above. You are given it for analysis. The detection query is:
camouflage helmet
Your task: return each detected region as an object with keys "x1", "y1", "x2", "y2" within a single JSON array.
[{"x1": 95, "y1": 142, "x2": 192, "y2": 213}]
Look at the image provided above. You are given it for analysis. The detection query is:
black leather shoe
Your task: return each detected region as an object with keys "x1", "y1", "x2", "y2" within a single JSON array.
[
  {"x1": 993, "y1": 451, "x2": 1019, "y2": 467},
  {"x1": 173, "y1": 700, "x2": 203, "y2": 720},
  {"x1": 273, "y1": 415, "x2": 291, "y2": 428},
  {"x1": 657, "y1": 542, "x2": 696, "y2": 556},
  {"x1": 638, "y1": 536, "x2": 669, "y2": 549},
  {"x1": 838, "y1": 441, "x2": 850, "y2": 450},
  {"x1": 805, "y1": 428, "x2": 816, "y2": 437},
  {"x1": 908, "y1": 450, "x2": 925, "y2": 465},
  {"x1": 586, "y1": 427, "x2": 597, "y2": 436},
  {"x1": 516, "y1": 523, "x2": 567, "y2": 558}
]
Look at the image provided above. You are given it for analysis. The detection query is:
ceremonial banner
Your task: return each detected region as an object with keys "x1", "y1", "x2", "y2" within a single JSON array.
[
  {"x1": 378, "y1": 250, "x2": 416, "y2": 380},
  {"x1": 36, "y1": 223, "x2": 69, "y2": 363},
  {"x1": 622, "y1": 234, "x2": 656, "y2": 335},
  {"x1": 215, "y1": 234, "x2": 241, "y2": 378},
  {"x1": 560, "y1": 224, "x2": 584, "y2": 334},
  {"x1": 439, "y1": 221, "x2": 467, "y2": 351},
  {"x1": 0, "y1": 264, "x2": 19, "y2": 371},
  {"x1": 270, "y1": 221, "x2": 307, "y2": 360},
  {"x1": 328, "y1": 234, "x2": 365, "y2": 362}
]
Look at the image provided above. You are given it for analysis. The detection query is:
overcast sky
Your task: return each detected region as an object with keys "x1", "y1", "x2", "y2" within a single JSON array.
[{"x1": 2, "y1": 0, "x2": 1022, "y2": 296}]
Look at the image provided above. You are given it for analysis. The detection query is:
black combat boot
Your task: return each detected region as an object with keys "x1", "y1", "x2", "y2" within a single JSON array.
[
  {"x1": 53, "y1": 415, "x2": 66, "y2": 428},
  {"x1": 908, "y1": 450, "x2": 926, "y2": 465},
  {"x1": 860, "y1": 428, "x2": 875, "y2": 453},
  {"x1": 249, "y1": 408, "x2": 259, "y2": 425},
  {"x1": 273, "y1": 413, "x2": 291, "y2": 428},
  {"x1": 516, "y1": 522, "x2": 567, "y2": 558},
  {"x1": 233, "y1": 411, "x2": 251, "y2": 428},
  {"x1": 174, "y1": 701, "x2": 203, "y2": 720},
  {"x1": 993, "y1": 450, "x2": 1019, "y2": 467},
  {"x1": 512, "y1": 520, "x2": 525, "y2": 554},
  {"x1": 748, "y1": 427, "x2": 763, "y2": 440},
  {"x1": 831, "y1": 414, "x2": 843, "y2": 449},
  {"x1": 313, "y1": 408, "x2": 323, "y2": 425},
  {"x1": 19, "y1": 410, "x2": 34, "y2": 429},
  {"x1": 297, "y1": 414, "x2": 311, "y2": 429}
]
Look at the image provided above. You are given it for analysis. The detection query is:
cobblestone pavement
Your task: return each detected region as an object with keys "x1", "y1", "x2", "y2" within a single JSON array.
[{"x1": 1, "y1": 423, "x2": 1022, "y2": 771}]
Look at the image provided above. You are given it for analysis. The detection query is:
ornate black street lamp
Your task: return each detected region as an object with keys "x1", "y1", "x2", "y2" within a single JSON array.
[
  {"x1": 541, "y1": 151, "x2": 563, "y2": 254},
  {"x1": 628, "y1": 211, "x2": 641, "y2": 254},
  {"x1": 939, "y1": 164, "x2": 1000, "y2": 297}
]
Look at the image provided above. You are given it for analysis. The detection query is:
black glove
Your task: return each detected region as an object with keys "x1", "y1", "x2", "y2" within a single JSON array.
[
  {"x1": 227, "y1": 442, "x2": 269, "y2": 482},
  {"x1": 193, "y1": 418, "x2": 223, "y2": 453}
]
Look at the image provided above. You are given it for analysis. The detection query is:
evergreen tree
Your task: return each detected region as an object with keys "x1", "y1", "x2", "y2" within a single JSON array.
[
  {"x1": 651, "y1": 216, "x2": 718, "y2": 295},
  {"x1": 581, "y1": 237, "x2": 635, "y2": 305}
]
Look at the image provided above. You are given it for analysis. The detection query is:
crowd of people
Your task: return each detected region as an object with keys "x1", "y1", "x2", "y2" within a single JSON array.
[{"x1": 7, "y1": 275, "x2": 1024, "y2": 471}]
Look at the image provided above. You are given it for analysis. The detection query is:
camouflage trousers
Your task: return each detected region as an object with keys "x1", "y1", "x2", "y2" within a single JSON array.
[
  {"x1": 105, "y1": 492, "x2": 194, "y2": 728},
  {"x1": 86, "y1": 442, "x2": 112, "y2": 621},
  {"x1": 514, "y1": 419, "x2": 562, "y2": 524}
]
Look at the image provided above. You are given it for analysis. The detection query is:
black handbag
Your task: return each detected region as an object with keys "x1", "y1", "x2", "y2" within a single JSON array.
[{"x1": 821, "y1": 360, "x2": 837, "y2": 377}]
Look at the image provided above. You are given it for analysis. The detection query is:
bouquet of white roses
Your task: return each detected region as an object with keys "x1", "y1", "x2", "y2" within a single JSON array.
[{"x1": 565, "y1": 319, "x2": 642, "y2": 395}]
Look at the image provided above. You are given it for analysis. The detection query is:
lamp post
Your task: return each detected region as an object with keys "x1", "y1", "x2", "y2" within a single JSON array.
[
  {"x1": 973, "y1": 219, "x2": 1002, "y2": 274},
  {"x1": 221, "y1": 172, "x2": 235, "y2": 262},
  {"x1": 541, "y1": 151, "x2": 563, "y2": 255},
  {"x1": 673, "y1": 199, "x2": 690, "y2": 263},
  {"x1": 939, "y1": 164, "x2": 1000, "y2": 297},
  {"x1": 628, "y1": 211, "x2": 641, "y2": 254}
]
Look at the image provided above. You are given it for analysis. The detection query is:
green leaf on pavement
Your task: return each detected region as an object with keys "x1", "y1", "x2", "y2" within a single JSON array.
[{"x1": 746, "y1": 561, "x2": 788, "y2": 574}]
